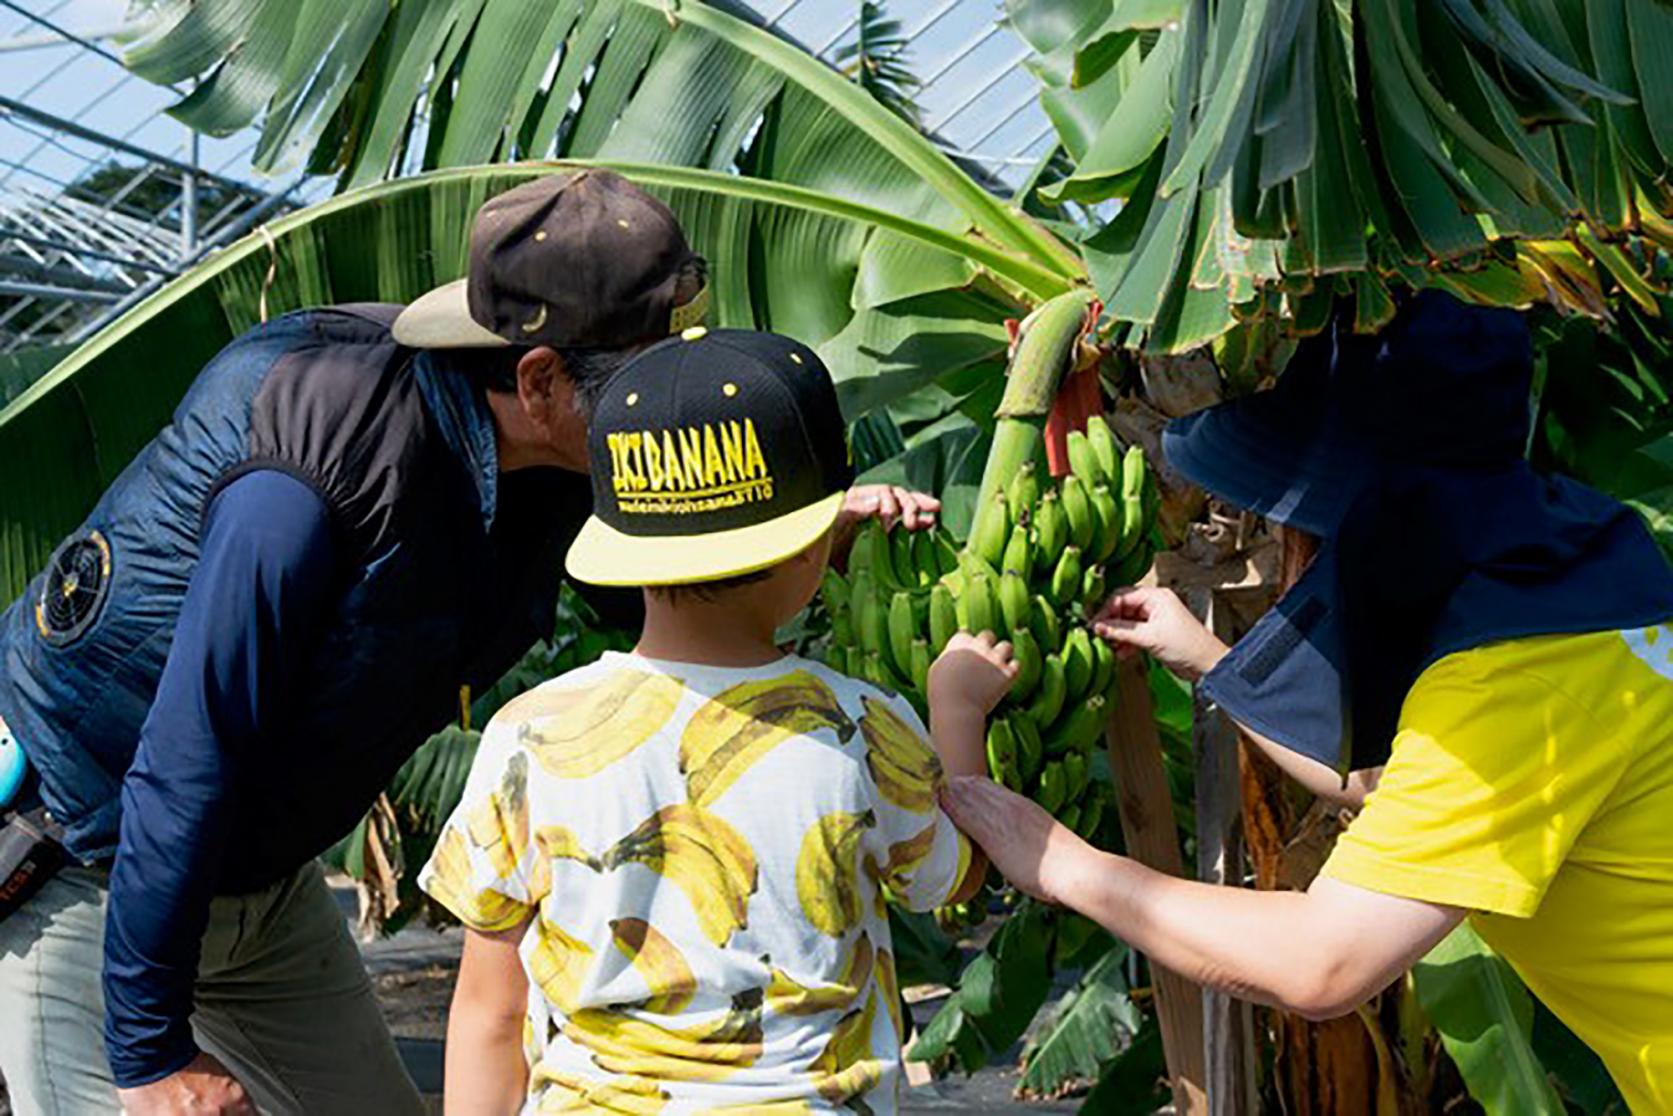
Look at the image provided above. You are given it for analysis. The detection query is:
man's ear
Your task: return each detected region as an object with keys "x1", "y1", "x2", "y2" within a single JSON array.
[{"x1": 515, "y1": 347, "x2": 568, "y2": 434}]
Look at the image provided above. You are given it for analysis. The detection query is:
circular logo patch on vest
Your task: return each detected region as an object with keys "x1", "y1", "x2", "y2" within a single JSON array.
[{"x1": 35, "y1": 530, "x2": 112, "y2": 647}]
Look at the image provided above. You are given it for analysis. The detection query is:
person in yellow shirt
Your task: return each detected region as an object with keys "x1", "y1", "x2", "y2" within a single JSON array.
[{"x1": 941, "y1": 292, "x2": 1673, "y2": 1111}]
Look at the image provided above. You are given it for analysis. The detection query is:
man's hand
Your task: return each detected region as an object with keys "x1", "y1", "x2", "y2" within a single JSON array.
[
  {"x1": 928, "y1": 631, "x2": 1017, "y2": 717},
  {"x1": 119, "y1": 1052, "x2": 255, "y2": 1116},
  {"x1": 832, "y1": 485, "x2": 940, "y2": 568},
  {"x1": 1090, "y1": 586, "x2": 1229, "y2": 682},
  {"x1": 939, "y1": 776, "x2": 1098, "y2": 907}
]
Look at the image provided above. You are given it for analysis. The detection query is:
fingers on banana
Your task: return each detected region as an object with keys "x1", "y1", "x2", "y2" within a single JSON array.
[
  {"x1": 1086, "y1": 415, "x2": 1121, "y2": 484},
  {"x1": 1009, "y1": 627, "x2": 1043, "y2": 702}
]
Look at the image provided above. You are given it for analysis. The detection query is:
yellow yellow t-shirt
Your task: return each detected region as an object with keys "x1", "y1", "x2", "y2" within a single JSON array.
[{"x1": 1322, "y1": 623, "x2": 1673, "y2": 1113}]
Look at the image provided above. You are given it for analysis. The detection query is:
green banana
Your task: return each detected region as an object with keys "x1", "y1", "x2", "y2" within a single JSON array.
[
  {"x1": 1007, "y1": 462, "x2": 1041, "y2": 525},
  {"x1": 927, "y1": 584, "x2": 957, "y2": 654},
  {"x1": 1088, "y1": 633, "x2": 1116, "y2": 698},
  {"x1": 998, "y1": 570, "x2": 1031, "y2": 635},
  {"x1": 910, "y1": 639, "x2": 932, "y2": 696},
  {"x1": 1037, "y1": 762, "x2": 1067, "y2": 814},
  {"x1": 963, "y1": 563, "x2": 1001, "y2": 637},
  {"x1": 852, "y1": 570, "x2": 882, "y2": 657},
  {"x1": 1030, "y1": 594, "x2": 1061, "y2": 657},
  {"x1": 1075, "y1": 789, "x2": 1104, "y2": 840},
  {"x1": 831, "y1": 610, "x2": 854, "y2": 647},
  {"x1": 1050, "y1": 692, "x2": 1104, "y2": 756},
  {"x1": 848, "y1": 521, "x2": 876, "y2": 579},
  {"x1": 1026, "y1": 654, "x2": 1067, "y2": 730},
  {"x1": 1001, "y1": 524, "x2": 1033, "y2": 580},
  {"x1": 1033, "y1": 490, "x2": 1067, "y2": 574},
  {"x1": 1062, "y1": 627, "x2": 1094, "y2": 701},
  {"x1": 986, "y1": 718, "x2": 1023, "y2": 792},
  {"x1": 1063, "y1": 752, "x2": 1088, "y2": 792},
  {"x1": 932, "y1": 531, "x2": 960, "y2": 578},
  {"x1": 909, "y1": 530, "x2": 938, "y2": 587},
  {"x1": 1050, "y1": 545, "x2": 1084, "y2": 609},
  {"x1": 1010, "y1": 711, "x2": 1044, "y2": 784},
  {"x1": 969, "y1": 490, "x2": 1010, "y2": 570},
  {"x1": 1116, "y1": 446, "x2": 1146, "y2": 560},
  {"x1": 1066, "y1": 430, "x2": 1102, "y2": 491},
  {"x1": 890, "y1": 528, "x2": 918, "y2": 589},
  {"x1": 1111, "y1": 539, "x2": 1154, "y2": 587},
  {"x1": 1086, "y1": 415, "x2": 1120, "y2": 485},
  {"x1": 820, "y1": 569, "x2": 850, "y2": 618},
  {"x1": 1089, "y1": 484, "x2": 1121, "y2": 564},
  {"x1": 863, "y1": 650, "x2": 888, "y2": 690},
  {"x1": 866, "y1": 522, "x2": 901, "y2": 589},
  {"x1": 1009, "y1": 627, "x2": 1042, "y2": 702},
  {"x1": 1081, "y1": 565, "x2": 1107, "y2": 613},
  {"x1": 888, "y1": 591, "x2": 917, "y2": 679},
  {"x1": 1061, "y1": 474, "x2": 1095, "y2": 553},
  {"x1": 1057, "y1": 802, "x2": 1082, "y2": 832}
]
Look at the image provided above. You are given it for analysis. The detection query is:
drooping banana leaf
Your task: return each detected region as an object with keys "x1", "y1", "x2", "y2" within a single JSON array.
[
  {"x1": 1018, "y1": 941, "x2": 1144, "y2": 1096},
  {"x1": 0, "y1": 161, "x2": 1065, "y2": 610},
  {"x1": 1005, "y1": 0, "x2": 1673, "y2": 352},
  {"x1": 119, "y1": 0, "x2": 1081, "y2": 284}
]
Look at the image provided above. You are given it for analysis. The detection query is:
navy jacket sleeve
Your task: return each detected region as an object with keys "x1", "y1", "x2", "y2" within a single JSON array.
[{"x1": 103, "y1": 470, "x2": 337, "y2": 1088}]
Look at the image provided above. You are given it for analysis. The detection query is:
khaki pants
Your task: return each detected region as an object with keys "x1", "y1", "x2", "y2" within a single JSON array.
[{"x1": 0, "y1": 860, "x2": 424, "y2": 1115}]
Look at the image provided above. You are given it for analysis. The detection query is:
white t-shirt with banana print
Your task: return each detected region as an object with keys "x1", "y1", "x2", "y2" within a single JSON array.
[{"x1": 420, "y1": 650, "x2": 972, "y2": 1115}]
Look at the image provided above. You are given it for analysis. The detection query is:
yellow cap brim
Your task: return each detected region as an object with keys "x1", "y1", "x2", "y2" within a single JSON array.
[
  {"x1": 391, "y1": 280, "x2": 510, "y2": 349},
  {"x1": 565, "y1": 491, "x2": 845, "y2": 587}
]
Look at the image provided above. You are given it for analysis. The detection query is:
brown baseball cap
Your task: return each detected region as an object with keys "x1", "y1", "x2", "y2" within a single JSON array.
[{"x1": 391, "y1": 169, "x2": 709, "y2": 350}]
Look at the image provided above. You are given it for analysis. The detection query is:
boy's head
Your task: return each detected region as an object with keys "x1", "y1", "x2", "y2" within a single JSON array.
[{"x1": 565, "y1": 327, "x2": 853, "y2": 624}]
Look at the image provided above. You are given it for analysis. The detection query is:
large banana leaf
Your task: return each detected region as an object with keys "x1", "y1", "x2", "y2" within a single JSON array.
[
  {"x1": 0, "y1": 161, "x2": 1052, "y2": 609},
  {"x1": 120, "y1": 0, "x2": 1080, "y2": 281},
  {"x1": 1007, "y1": 0, "x2": 1673, "y2": 353},
  {"x1": 1411, "y1": 923, "x2": 1565, "y2": 1115}
]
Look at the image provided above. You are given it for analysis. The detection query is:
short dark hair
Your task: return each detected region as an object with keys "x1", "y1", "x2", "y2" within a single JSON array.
[
  {"x1": 646, "y1": 567, "x2": 774, "y2": 606},
  {"x1": 444, "y1": 345, "x2": 629, "y2": 417}
]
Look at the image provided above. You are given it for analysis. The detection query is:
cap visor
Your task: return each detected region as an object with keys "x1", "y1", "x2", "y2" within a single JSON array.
[
  {"x1": 1162, "y1": 393, "x2": 1372, "y2": 537},
  {"x1": 391, "y1": 280, "x2": 509, "y2": 349},
  {"x1": 566, "y1": 492, "x2": 846, "y2": 587}
]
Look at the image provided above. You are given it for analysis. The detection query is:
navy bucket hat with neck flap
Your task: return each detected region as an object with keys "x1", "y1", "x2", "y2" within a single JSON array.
[{"x1": 1164, "y1": 291, "x2": 1673, "y2": 773}]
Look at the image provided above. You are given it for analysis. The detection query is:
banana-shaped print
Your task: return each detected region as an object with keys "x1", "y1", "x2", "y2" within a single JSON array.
[
  {"x1": 532, "y1": 1067, "x2": 670, "y2": 1114},
  {"x1": 466, "y1": 751, "x2": 530, "y2": 880},
  {"x1": 680, "y1": 671, "x2": 856, "y2": 808},
  {"x1": 565, "y1": 989, "x2": 765, "y2": 1084},
  {"x1": 809, "y1": 989, "x2": 883, "y2": 1104},
  {"x1": 766, "y1": 932, "x2": 874, "y2": 1017},
  {"x1": 796, "y1": 810, "x2": 877, "y2": 937},
  {"x1": 859, "y1": 696, "x2": 942, "y2": 814},
  {"x1": 601, "y1": 805, "x2": 759, "y2": 947},
  {"x1": 426, "y1": 827, "x2": 528, "y2": 931},
  {"x1": 610, "y1": 918, "x2": 697, "y2": 1016},
  {"x1": 515, "y1": 669, "x2": 685, "y2": 779}
]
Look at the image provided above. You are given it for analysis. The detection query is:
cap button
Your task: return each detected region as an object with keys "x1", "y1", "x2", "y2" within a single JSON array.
[{"x1": 681, "y1": 325, "x2": 708, "y2": 341}]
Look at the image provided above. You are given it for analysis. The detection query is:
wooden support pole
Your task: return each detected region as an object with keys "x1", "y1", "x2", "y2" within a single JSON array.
[{"x1": 1107, "y1": 656, "x2": 1209, "y2": 1115}]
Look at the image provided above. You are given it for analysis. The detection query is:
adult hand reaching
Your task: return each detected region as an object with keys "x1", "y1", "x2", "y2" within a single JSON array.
[
  {"x1": 939, "y1": 776, "x2": 1100, "y2": 908},
  {"x1": 1090, "y1": 586, "x2": 1229, "y2": 682},
  {"x1": 119, "y1": 1052, "x2": 255, "y2": 1116},
  {"x1": 831, "y1": 485, "x2": 941, "y2": 571}
]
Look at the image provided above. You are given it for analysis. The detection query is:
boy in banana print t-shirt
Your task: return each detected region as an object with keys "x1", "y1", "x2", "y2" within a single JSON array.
[{"x1": 420, "y1": 329, "x2": 1014, "y2": 1114}]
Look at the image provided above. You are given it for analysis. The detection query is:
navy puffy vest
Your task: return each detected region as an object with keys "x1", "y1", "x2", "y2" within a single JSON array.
[{"x1": 0, "y1": 305, "x2": 618, "y2": 885}]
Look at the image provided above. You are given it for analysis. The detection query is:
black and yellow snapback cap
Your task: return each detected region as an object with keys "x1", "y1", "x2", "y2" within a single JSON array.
[{"x1": 565, "y1": 328, "x2": 855, "y2": 587}]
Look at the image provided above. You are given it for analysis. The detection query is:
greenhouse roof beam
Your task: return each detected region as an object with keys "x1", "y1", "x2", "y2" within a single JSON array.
[
  {"x1": 0, "y1": 95, "x2": 252, "y2": 194},
  {"x1": 0, "y1": 278, "x2": 115, "y2": 302}
]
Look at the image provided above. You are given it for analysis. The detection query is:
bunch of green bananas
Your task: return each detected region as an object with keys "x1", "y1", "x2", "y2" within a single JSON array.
[{"x1": 818, "y1": 414, "x2": 1160, "y2": 846}]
